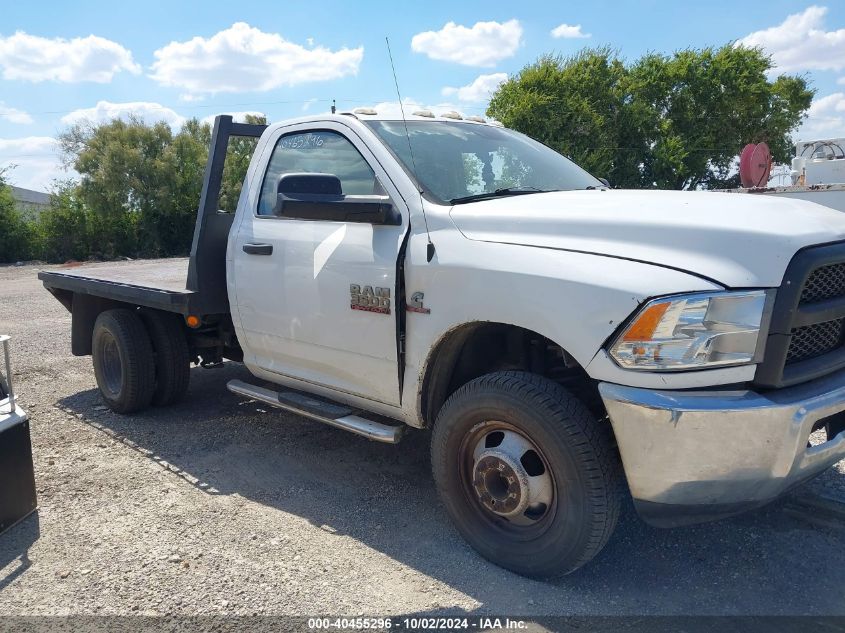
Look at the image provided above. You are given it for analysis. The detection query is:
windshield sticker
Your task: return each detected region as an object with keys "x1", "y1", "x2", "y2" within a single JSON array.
[{"x1": 280, "y1": 133, "x2": 326, "y2": 150}]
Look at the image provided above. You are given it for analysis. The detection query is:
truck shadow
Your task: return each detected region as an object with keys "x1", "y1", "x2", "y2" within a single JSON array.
[
  {"x1": 58, "y1": 362, "x2": 845, "y2": 616},
  {"x1": 0, "y1": 512, "x2": 40, "y2": 594}
]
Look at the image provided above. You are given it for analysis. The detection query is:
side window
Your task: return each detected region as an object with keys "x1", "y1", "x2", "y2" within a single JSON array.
[{"x1": 257, "y1": 130, "x2": 379, "y2": 216}]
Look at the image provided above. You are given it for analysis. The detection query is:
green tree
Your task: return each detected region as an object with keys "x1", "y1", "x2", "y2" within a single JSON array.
[
  {"x1": 487, "y1": 45, "x2": 814, "y2": 189},
  {"x1": 59, "y1": 116, "x2": 176, "y2": 256},
  {"x1": 0, "y1": 169, "x2": 39, "y2": 263},
  {"x1": 488, "y1": 49, "x2": 643, "y2": 187},
  {"x1": 2, "y1": 113, "x2": 268, "y2": 263},
  {"x1": 37, "y1": 182, "x2": 92, "y2": 262},
  {"x1": 220, "y1": 113, "x2": 268, "y2": 211},
  {"x1": 58, "y1": 114, "x2": 269, "y2": 259},
  {"x1": 154, "y1": 119, "x2": 210, "y2": 255}
]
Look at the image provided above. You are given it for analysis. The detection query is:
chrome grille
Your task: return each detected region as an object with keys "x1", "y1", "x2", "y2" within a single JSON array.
[
  {"x1": 801, "y1": 262, "x2": 845, "y2": 304},
  {"x1": 786, "y1": 319, "x2": 845, "y2": 364}
]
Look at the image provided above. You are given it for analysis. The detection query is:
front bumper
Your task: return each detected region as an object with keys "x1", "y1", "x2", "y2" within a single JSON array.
[{"x1": 599, "y1": 369, "x2": 845, "y2": 527}]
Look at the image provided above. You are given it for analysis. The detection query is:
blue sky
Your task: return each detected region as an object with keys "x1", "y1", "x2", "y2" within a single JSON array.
[{"x1": 1, "y1": 0, "x2": 844, "y2": 190}]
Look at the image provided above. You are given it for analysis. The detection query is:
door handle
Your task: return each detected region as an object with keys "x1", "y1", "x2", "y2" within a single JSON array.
[{"x1": 242, "y1": 243, "x2": 273, "y2": 256}]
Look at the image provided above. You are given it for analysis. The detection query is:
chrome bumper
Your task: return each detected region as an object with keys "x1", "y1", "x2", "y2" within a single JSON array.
[{"x1": 599, "y1": 369, "x2": 845, "y2": 527}]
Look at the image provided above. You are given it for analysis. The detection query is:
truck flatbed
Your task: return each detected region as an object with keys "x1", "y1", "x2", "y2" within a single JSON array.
[{"x1": 38, "y1": 258, "x2": 195, "y2": 313}]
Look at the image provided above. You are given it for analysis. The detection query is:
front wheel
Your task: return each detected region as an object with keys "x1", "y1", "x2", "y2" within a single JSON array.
[{"x1": 431, "y1": 371, "x2": 622, "y2": 577}]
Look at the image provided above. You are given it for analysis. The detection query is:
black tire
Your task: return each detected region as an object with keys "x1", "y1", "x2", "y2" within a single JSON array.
[
  {"x1": 431, "y1": 371, "x2": 622, "y2": 578},
  {"x1": 140, "y1": 310, "x2": 191, "y2": 406},
  {"x1": 92, "y1": 309, "x2": 156, "y2": 414}
]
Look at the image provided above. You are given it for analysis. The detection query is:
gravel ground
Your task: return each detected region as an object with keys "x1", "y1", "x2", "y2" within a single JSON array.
[{"x1": 1, "y1": 260, "x2": 845, "y2": 617}]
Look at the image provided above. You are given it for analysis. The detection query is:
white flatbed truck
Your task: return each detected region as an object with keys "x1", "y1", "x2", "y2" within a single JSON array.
[{"x1": 39, "y1": 112, "x2": 845, "y2": 576}]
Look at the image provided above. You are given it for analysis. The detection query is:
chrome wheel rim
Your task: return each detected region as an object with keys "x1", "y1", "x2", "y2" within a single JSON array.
[{"x1": 461, "y1": 421, "x2": 556, "y2": 529}]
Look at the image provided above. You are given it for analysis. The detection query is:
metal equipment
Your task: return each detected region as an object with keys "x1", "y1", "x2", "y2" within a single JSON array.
[{"x1": 0, "y1": 335, "x2": 37, "y2": 536}]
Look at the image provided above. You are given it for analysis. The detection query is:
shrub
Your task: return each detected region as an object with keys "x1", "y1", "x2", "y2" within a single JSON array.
[{"x1": 0, "y1": 179, "x2": 39, "y2": 263}]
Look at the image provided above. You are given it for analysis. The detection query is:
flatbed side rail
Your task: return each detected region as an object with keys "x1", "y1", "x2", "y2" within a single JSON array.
[
  {"x1": 186, "y1": 115, "x2": 268, "y2": 315},
  {"x1": 37, "y1": 271, "x2": 193, "y2": 313}
]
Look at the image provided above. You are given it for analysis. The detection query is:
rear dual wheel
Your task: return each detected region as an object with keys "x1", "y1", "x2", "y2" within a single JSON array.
[
  {"x1": 140, "y1": 310, "x2": 191, "y2": 407},
  {"x1": 92, "y1": 309, "x2": 190, "y2": 413},
  {"x1": 431, "y1": 371, "x2": 622, "y2": 578}
]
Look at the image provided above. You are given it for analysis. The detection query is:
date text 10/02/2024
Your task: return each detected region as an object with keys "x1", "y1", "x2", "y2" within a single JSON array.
[{"x1": 307, "y1": 617, "x2": 528, "y2": 630}]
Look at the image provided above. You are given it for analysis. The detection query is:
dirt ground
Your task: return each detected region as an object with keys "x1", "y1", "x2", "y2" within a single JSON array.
[{"x1": 2, "y1": 260, "x2": 845, "y2": 618}]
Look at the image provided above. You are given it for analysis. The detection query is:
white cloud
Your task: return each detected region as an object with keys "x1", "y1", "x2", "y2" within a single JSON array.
[
  {"x1": 179, "y1": 93, "x2": 205, "y2": 103},
  {"x1": 150, "y1": 23, "x2": 363, "y2": 95},
  {"x1": 411, "y1": 19, "x2": 522, "y2": 67},
  {"x1": 737, "y1": 6, "x2": 845, "y2": 74},
  {"x1": 0, "y1": 31, "x2": 140, "y2": 83},
  {"x1": 838, "y1": 77, "x2": 845, "y2": 85},
  {"x1": 0, "y1": 103, "x2": 33, "y2": 124},
  {"x1": 302, "y1": 98, "x2": 318, "y2": 112},
  {"x1": 442, "y1": 73, "x2": 507, "y2": 102},
  {"x1": 0, "y1": 136, "x2": 68, "y2": 191},
  {"x1": 201, "y1": 111, "x2": 265, "y2": 126},
  {"x1": 799, "y1": 92, "x2": 845, "y2": 139},
  {"x1": 60, "y1": 101, "x2": 187, "y2": 129},
  {"x1": 550, "y1": 23, "x2": 591, "y2": 39}
]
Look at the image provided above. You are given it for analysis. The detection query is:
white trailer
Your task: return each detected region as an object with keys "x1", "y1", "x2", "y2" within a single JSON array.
[{"x1": 729, "y1": 138, "x2": 845, "y2": 212}]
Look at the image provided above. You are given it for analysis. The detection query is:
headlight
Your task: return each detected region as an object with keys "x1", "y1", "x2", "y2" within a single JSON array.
[{"x1": 609, "y1": 290, "x2": 772, "y2": 371}]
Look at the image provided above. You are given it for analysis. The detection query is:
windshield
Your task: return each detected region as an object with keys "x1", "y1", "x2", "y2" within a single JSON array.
[{"x1": 365, "y1": 120, "x2": 601, "y2": 204}]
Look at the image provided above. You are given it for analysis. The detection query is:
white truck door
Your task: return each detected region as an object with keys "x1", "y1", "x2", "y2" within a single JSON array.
[{"x1": 231, "y1": 122, "x2": 408, "y2": 406}]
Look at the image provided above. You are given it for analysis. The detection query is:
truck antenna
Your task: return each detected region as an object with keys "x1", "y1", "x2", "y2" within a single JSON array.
[
  {"x1": 331, "y1": 99, "x2": 336, "y2": 114},
  {"x1": 385, "y1": 36, "x2": 435, "y2": 262}
]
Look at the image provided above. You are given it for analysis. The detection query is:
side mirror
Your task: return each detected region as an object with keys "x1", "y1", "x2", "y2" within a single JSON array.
[
  {"x1": 274, "y1": 173, "x2": 400, "y2": 225},
  {"x1": 598, "y1": 177, "x2": 611, "y2": 188},
  {"x1": 278, "y1": 172, "x2": 342, "y2": 196}
]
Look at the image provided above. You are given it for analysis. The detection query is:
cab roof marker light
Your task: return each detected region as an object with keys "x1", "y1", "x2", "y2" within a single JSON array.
[
  {"x1": 466, "y1": 115, "x2": 487, "y2": 123},
  {"x1": 353, "y1": 107, "x2": 378, "y2": 115},
  {"x1": 441, "y1": 111, "x2": 463, "y2": 120},
  {"x1": 412, "y1": 110, "x2": 435, "y2": 118}
]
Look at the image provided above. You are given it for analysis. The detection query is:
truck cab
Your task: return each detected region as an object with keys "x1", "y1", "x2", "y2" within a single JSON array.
[{"x1": 40, "y1": 111, "x2": 845, "y2": 577}]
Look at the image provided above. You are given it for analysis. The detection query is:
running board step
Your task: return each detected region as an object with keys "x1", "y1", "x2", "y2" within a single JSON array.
[
  {"x1": 277, "y1": 390, "x2": 354, "y2": 418},
  {"x1": 226, "y1": 379, "x2": 403, "y2": 444}
]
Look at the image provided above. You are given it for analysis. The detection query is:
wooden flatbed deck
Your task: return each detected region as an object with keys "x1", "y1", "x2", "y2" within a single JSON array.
[{"x1": 38, "y1": 258, "x2": 199, "y2": 313}]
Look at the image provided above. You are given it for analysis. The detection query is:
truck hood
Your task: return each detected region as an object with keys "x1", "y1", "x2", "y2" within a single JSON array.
[{"x1": 448, "y1": 189, "x2": 845, "y2": 287}]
